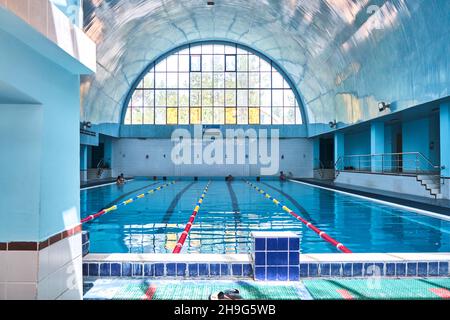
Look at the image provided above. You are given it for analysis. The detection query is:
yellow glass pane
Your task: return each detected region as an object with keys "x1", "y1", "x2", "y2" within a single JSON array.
[
  {"x1": 167, "y1": 107, "x2": 178, "y2": 124},
  {"x1": 225, "y1": 108, "x2": 237, "y2": 124},
  {"x1": 190, "y1": 107, "x2": 201, "y2": 124},
  {"x1": 249, "y1": 107, "x2": 260, "y2": 124},
  {"x1": 179, "y1": 108, "x2": 189, "y2": 124}
]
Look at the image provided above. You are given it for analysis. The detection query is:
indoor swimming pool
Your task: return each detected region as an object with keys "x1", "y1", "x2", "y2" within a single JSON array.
[{"x1": 81, "y1": 178, "x2": 450, "y2": 254}]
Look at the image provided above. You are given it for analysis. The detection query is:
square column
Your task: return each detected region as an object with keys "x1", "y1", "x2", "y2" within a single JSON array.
[
  {"x1": 370, "y1": 122, "x2": 385, "y2": 172},
  {"x1": 334, "y1": 132, "x2": 345, "y2": 170},
  {"x1": 80, "y1": 144, "x2": 88, "y2": 181},
  {"x1": 441, "y1": 102, "x2": 450, "y2": 178},
  {"x1": 252, "y1": 232, "x2": 300, "y2": 281},
  {"x1": 440, "y1": 102, "x2": 450, "y2": 200}
]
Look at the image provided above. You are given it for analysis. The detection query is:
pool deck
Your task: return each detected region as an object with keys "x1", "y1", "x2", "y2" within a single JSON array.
[
  {"x1": 83, "y1": 278, "x2": 450, "y2": 300},
  {"x1": 294, "y1": 178, "x2": 450, "y2": 217}
]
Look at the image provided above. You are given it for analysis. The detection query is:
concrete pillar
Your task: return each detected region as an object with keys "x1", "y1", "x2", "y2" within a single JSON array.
[
  {"x1": 0, "y1": 27, "x2": 84, "y2": 300},
  {"x1": 440, "y1": 102, "x2": 450, "y2": 199},
  {"x1": 441, "y1": 102, "x2": 450, "y2": 178},
  {"x1": 313, "y1": 137, "x2": 320, "y2": 169},
  {"x1": 334, "y1": 132, "x2": 345, "y2": 170},
  {"x1": 80, "y1": 144, "x2": 88, "y2": 181},
  {"x1": 370, "y1": 122, "x2": 385, "y2": 172}
]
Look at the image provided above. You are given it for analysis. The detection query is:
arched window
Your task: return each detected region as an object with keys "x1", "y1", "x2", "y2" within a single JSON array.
[{"x1": 124, "y1": 42, "x2": 302, "y2": 125}]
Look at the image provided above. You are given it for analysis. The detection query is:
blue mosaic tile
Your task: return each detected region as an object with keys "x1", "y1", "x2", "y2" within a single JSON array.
[
  {"x1": 396, "y1": 263, "x2": 406, "y2": 277},
  {"x1": 243, "y1": 264, "x2": 253, "y2": 277},
  {"x1": 255, "y1": 238, "x2": 265, "y2": 251},
  {"x1": 176, "y1": 263, "x2": 186, "y2": 276},
  {"x1": 267, "y1": 252, "x2": 288, "y2": 266},
  {"x1": 308, "y1": 264, "x2": 319, "y2": 277},
  {"x1": 154, "y1": 263, "x2": 164, "y2": 276},
  {"x1": 343, "y1": 263, "x2": 352, "y2": 277},
  {"x1": 144, "y1": 264, "x2": 154, "y2": 277},
  {"x1": 100, "y1": 263, "x2": 110, "y2": 277},
  {"x1": 220, "y1": 264, "x2": 229, "y2": 276},
  {"x1": 331, "y1": 263, "x2": 341, "y2": 276},
  {"x1": 254, "y1": 266, "x2": 266, "y2": 281},
  {"x1": 299, "y1": 264, "x2": 308, "y2": 277},
  {"x1": 277, "y1": 267, "x2": 288, "y2": 281},
  {"x1": 289, "y1": 238, "x2": 299, "y2": 251},
  {"x1": 364, "y1": 263, "x2": 374, "y2": 276},
  {"x1": 320, "y1": 264, "x2": 330, "y2": 277},
  {"x1": 386, "y1": 263, "x2": 396, "y2": 277},
  {"x1": 82, "y1": 263, "x2": 88, "y2": 276},
  {"x1": 232, "y1": 264, "x2": 243, "y2": 276},
  {"x1": 289, "y1": 267, "x2": 299, "y2": 281},
  {"x1": 88, "y1": 263, "x2": 99, "y2": 276},
  {"x1": 407, "y1": 263, "x2": 417, "y2": 277},
  {"x1": 82, "y1": 231, "x2": 89, "y2": 243},
  {"x1": 166, "y1": 263, "x2": 176, "y2": 276},
  {"x1": 111, "y1": 263, "x2": 121, "y2": 277},
  {"x1": 374, "y1": 263, "x2": 384, "y2": 275},
  {"x1": 188, "y1": 264, "x2": 198, "y2": 277},
  {"x1": 267, "y1": 267, "x2": 277, "y2": 280},
  {"x1": 210, "y1": 264, "x2": 220, "y2": 276},
  {"x1": 417, "y1": 262, "x2": 427, "y2": 277},
  {"x1": 132, "y1": 263, "x2": 143, "y2": 277},
  {"x1": 277, "y1": 238, "x2": 288, "y2": 250},
  {"x1": 289, "y1": 252, "x2": 299, "y2": 265},
  {"x1": 121, "y1": 262, "x2": 132, "y2": 277},
  {"x1": 353, "y1": 263, "x2": 363, "y2": 277},
  {"x1": 428, "y1": 262, "x2": 439, "y2": 276},
  {"x1": 439, "y1": 262, "x2": 449, "y2": 276},
  {"x1": 199, "y1": 264, "x2": 209, "y2": 276},
  {"x1": 255, "y1": 252, "x2": 265, "y2": 266},
  {"x1": 267, "y1": 238, "x2": 278, "y2": 251}
]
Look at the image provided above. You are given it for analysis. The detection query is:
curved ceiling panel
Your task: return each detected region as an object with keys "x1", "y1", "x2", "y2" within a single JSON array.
[{"x1": 81, "y1": 0, "x2": 450, "y2": 136}]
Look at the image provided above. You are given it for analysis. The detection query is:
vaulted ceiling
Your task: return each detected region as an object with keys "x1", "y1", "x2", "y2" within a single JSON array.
[{"x1": 80, "y1": 0, "x2": 450, "y2": 136}]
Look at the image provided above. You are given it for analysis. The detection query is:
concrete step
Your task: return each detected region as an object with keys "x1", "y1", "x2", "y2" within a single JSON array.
[
  {"x1": 430, "y1": 188, "x2": 441, "y2": 195},
  {"x1": 424, "y1": 183, "x2": 440, "y2": 190}
]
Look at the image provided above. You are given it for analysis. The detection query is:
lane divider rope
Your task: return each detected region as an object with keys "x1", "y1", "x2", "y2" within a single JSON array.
[
  {"x1": 245, "y1": 180, "x2": 352, "y2": 253},
  {"x1": 81, "y1": 181, "x2": 177, "y2": 224},
  {"x1": 172, "y1": 181, "x2": 211, "y2": 254}
]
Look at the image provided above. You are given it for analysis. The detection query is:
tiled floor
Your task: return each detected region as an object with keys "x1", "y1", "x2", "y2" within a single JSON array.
[{"x1": 83, "y1": 278, "x2": 450, "y2": 300}]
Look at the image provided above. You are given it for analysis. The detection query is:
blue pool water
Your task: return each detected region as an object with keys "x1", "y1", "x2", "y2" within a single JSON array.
[{"x1": 81, "y1": 178, "x2": 450, "y2": 254}]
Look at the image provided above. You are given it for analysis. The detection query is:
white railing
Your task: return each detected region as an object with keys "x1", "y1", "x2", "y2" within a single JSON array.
[{"x1": 335, "y1": 152, "x2": 443, "y2": 176}]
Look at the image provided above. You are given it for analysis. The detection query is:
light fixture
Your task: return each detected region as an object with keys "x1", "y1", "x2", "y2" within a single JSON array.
[
  {"x1": 207, "y1": 1, "x2": 215, "y2": 5},
  {"x1": 80, "y1": 121, "x2": 92, "y2": 129},
  {"x1": 378, "y1": 101, "x2": 390, "y2": 112},
  {"x1": 329, "y1": 120, "x2": 337, "y2": 129}
]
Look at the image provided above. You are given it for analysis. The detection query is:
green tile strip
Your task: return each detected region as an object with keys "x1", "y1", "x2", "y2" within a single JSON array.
[
  {"x1": 84, "y1": 278, "x2": 450, "y2": 300},
  {"x1": 84, "y1": 280, "x2": 306, "y2": 300},
  {"x1": 303, "y1": 278, "x2": 450, "y2": 300}
]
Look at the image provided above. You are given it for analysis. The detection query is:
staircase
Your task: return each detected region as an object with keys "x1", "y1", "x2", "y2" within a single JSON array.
[{"x1": 417, "y1": 175, "x2": 442, "y2": 199}]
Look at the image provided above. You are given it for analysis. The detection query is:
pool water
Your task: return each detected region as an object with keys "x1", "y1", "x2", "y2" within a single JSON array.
[{"x1": 81, "y1": 178, "x2": 450, "y2": 254}]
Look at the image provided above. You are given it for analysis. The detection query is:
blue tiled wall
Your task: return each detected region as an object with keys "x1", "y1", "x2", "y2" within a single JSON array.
[
  {"x1": 297, "y1": 261, "x2": 450, "y2": 278},
  {"x1": 82, "y1": 260, "x2": 450, "y2": 279},
  {"x1": 83, "y1": 262, "x2": 254, "y2": 278},
  {"x1": 82, "y1": 231, "x2": 90, "y2": 257},
  {"x1": 252, "y1": 233, "x2": 300, "y2": 281}
]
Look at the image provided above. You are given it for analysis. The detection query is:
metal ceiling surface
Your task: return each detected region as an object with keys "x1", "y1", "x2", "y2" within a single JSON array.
[{"x1": 80, "y1": 0, "x2": 450, "y2": 136}]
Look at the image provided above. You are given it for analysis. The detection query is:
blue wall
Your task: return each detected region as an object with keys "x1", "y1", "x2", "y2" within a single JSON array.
[
  {"x1": 344, "y1": 130, "x2": 370, "y2": 155},
  {"x1": 0, "y1": 29, "x2": 80, "y2": 241}
]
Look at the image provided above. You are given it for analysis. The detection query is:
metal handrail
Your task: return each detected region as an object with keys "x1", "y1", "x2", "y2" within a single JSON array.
[{"x1": 335, "y1": 152, "x2": 443, "y2": 176}]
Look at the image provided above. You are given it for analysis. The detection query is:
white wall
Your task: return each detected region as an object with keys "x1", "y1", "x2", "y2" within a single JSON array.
[
  {"x1": 112, "y1": 138, "x2": 313, "y2": 177},
  {"x1": 335, "y1": 172, "x2": 435, "y2": 199}
]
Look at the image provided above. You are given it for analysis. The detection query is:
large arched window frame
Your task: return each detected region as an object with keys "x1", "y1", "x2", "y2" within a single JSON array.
[{"x1": 123, "y1": 41, "x2": 304, "y2": 125}]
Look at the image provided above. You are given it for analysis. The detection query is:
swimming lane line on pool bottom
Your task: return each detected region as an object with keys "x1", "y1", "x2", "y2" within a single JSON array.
[
  {"x1": 101, "y1": 181, "x2": 162, "y2": 211},
  {"x1": 226, "y1": 182, "x2": 241, "y2": 214},
  {"x1": 162, "y1": 181, "x2": 197, "y2": 224},
  {"x1": 261, "y1": 182, "x2": 316, "y2": 224}
]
